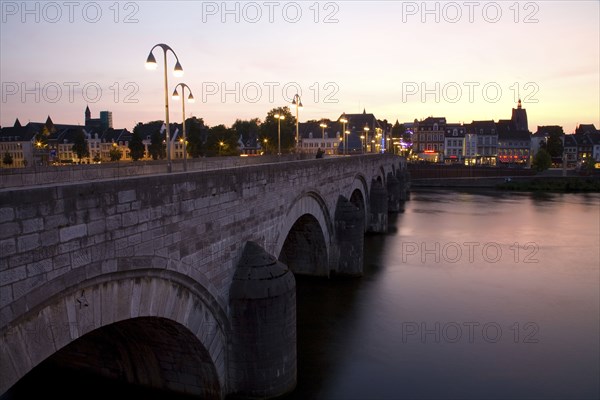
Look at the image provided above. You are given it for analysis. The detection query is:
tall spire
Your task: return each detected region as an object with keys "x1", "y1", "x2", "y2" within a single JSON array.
[
  {"x1": 14, "y1": 118, "x2": 21, "y2": 128},
  {"x1": 363, "y1": 108, "x2": 366, "y2": 114},
  {"x1": 517, "y1": 99, "x2": 522, "y2": 109},
  {"x1": 85, "y1": 105, "x2": 91, "y2": 122}
]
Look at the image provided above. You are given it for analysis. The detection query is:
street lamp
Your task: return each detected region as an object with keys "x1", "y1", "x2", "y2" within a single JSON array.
[
  {"x1": 146, "y1": 43, "x2": 184, "y2": 173},
  {"x1": 219, "y1": 141, "x2": 225, "y2": 156},
  {"x1": 290, "y1": 94, "x2": 303, "y2": 150},
  {"x1": 274, "y1": 113, "x2": 285, "y2": 156},
  {"x1": 340, "y1": 114, "x2": 348, "y2": 155},
  {"x1": 319, "y1": 121, "x2": 328, "y2": 155},
  {"x1": 172, "y1": 83, "x2": 194, "y2": 172},
  {"x1": 363, "y1": 125, "x2": 370, "y2": 153},
  {"x1": 360, "y1": 135, "x2": 365, "y2": 154}
]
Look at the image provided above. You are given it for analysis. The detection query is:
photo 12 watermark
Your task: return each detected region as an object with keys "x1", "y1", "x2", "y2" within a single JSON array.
[
  {"x1": 1, "y1": 1, "x2": 140, "y2": 24},
  {"x1": 400, "y1": 241, "x2": 540, "y2": 264},
  {"x1": 198, "y1": 81, "x2": 340, "y2": 104},
  {"x1": 401, "y1": 81, "x2": 540, "y2": 104},
  {"x1": 400, "y1": 321, "x2": 540, "y2": 344},
  {"x1": 201, "y1": 1, "x2": 340, "y2": 23},
  {"x1": 1, "y1": 81, "x2": 140, "y2": 104},
  {"x1": 400, "y1": 1, "x2": 540, "y2": 24}
]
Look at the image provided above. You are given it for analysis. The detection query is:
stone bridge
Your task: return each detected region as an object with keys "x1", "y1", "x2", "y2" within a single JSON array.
[{"x1": 0, "y1": 154, "x2": 409, "y2": 399}]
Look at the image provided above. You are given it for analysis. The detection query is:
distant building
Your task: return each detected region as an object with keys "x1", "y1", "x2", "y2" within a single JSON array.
[
  {"x1": 336, "y1": 110, "x2": 384, "y2": 154},
  {"x1": 563, "y1": 135, "x2": 578, "y2": 167},
  {"x1": 1, "y1": 107, "x2": 133, "y2": 166},
  {"x1": 497, "y1": 131, "x2": 531, "y2": 165},
  {"x1": 413, "y1": 117, "x2": 446, "y2": 162},
  {"x1": 299, "y1": 120, "x2": 341, "y2": 155},
  {"x1": 85, "y1": 106, "x2": 113, "y2": 131},
  {"x1": 467, "y1": 120, "x2": 498, "y2": 165},
  {"x1": 443, "y1": 123, "x2": 466, "y2": 163},
  {"x1": 511, "y1": 99, "x2": 529, "y2": 132},
  {"x1": 0, "y1": 119, "x2": 36, "y2": 168},
  {"x1": 574, "y1": 124, "x2": 600, "y2": 163}
]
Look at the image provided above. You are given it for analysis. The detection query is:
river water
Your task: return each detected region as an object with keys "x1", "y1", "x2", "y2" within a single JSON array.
[{"x1": 290, "y1": 189, "x2": 600, "y2": 400}]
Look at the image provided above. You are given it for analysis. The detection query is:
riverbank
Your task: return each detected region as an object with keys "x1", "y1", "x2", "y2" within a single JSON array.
[
  {"x1": 496, "y1": 176, "x2": 600, "y2": 192},
  {"x1": 411, "y1": 175, "x2": 600, "y2": 192}
]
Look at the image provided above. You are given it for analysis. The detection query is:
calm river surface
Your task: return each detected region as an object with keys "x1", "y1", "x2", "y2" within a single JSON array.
[{"x1": 289, "y1": 189, "x2": 599, "y2": 400}]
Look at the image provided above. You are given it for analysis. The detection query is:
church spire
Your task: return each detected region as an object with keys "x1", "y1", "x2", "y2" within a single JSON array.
[
  {"x1": 517, "y1": 99, "x2": 522, "y2": 109},
  {"x1": 14, "y1": 118, "x2": 21, "y2": 128},
  {"x1": 85, "y1": 105, "x2": 91, "y2": 122}
]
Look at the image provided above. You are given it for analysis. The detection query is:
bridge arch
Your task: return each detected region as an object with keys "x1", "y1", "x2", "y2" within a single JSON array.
[
  {"x1": 0, "y1": 269, "x2": 229, "y2": 397},
  {"x1": 276, "y1": 191, "x2": 332, "y2": 276},
  {"x1": 348, "y1": 174, "x2": 369, "y2": 229}
]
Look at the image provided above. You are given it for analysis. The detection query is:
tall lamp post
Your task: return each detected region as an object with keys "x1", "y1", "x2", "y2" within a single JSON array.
[
  {"x1": 146, "y1": 43, "x2": 184, "y2": 173},
  {"x1": 172, "y1": 83, "x2": 194, "y2": 172},
  {"x1": 274, "y1": 113, "x2": 285, "y2": 156},
  {"x1": 360, "y1": 135, "x2": 365, "y2": 154},
  {"x1": 363, "y1": 125, "x2": 370, "y2": 153},
  {"x1": 340, "y1": 114, "x2": 348, "y2": 155},
  {"x1": 319, "y1": 121, "x2": 328, "y2": 155},
  {"x1": 290, "y1": 94, "x2": 303, "y2": 151}
]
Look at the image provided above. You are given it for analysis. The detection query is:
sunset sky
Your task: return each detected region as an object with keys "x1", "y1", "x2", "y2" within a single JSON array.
[{"x1": 1, "y1": 1, "x2": 598, "y2": 132}]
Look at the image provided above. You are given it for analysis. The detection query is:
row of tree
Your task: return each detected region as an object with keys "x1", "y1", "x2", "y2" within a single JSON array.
[{"x1": 126, "y1": 107, "x2": 300, "y2": 161}]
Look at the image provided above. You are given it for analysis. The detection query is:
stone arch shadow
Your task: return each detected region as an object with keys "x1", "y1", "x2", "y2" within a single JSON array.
[
  {"x1": 275, "y1": 191, "x2": 333, "y2": 277},
  {"x1": 0, "y1": 268, "x2": 229, "y2": 398},
  {"x1": 347, "y1": 173, "x2": 369, "y2": 232}
]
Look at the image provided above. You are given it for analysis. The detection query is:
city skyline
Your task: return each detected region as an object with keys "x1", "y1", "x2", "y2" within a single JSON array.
[{"x1": 1, "y1": 1, "x2": 599, "y2": 132}]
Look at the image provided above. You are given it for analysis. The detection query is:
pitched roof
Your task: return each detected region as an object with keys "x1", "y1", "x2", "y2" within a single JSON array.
[
  {"x1": 468, "y1": 120, "x2": 497, "y2": 134},
  {"x1": 563, "y1": 135, "x2": 578, "y2": 147}
]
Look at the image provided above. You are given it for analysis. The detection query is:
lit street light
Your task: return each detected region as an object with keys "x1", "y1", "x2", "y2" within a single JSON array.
[
  {"x1": 340, "y1": 114, "x2": 348, "y2": 155},
  {"x1": 146, "y1": 43, "x2": 184, "y2": 173},
  {"x1": 274, "y1": 113, "x2": 285, "y2": 156},
  {"x1": 360, "y1": 135, "x2": 365, "y2": 154},
  {"x1": 219, "y1": 141, "x2": 225, "y2": 156},
  {"x1": 290, "y1": 94, "x2": 303, "y2": 151},
  {"x1": 172, "y1": 83, "x2": 195, "y2": 172},
  {"x1": 363, "y1": 125, "x2": 370, "y2": 153},
  {"x1": 319, "y1": 121, "x2": 328, "y2": 155}
]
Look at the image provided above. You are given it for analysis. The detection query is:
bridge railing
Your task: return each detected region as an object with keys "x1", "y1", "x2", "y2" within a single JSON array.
[{"x1": 0, "y1": 154, "x2": 404, "y2": 190}]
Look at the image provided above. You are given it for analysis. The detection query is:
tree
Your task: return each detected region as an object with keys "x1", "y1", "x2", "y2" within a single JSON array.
[
  {"x1": 582, "y1": 155, "x2": 598, "y2": 173},
  {"x1": 205, "y1": 125, "x2": 239, "y2": 156},
  {"x1": 128, "y1": 128, "x2": 146, "y2": 161},
  {"x1": 260, "y1": 107, "x2": 296, "y2": 153},
  {"x1": 186, "y1": 117, "x2": 207, "y2": 158},
  {"x1": 540, "y1": 127, "x2": 564, "y2": 158},
  {"x1": 71, "y1": 130, "x2": 89, "y2": 162},
  {"x1": 149, "y1": 131, "x2": 165, "y2": 160},
  {"x1": 3, "y1": 152, "x2": 14, "y2": 166},
  {"x1": 391, "y1": 121, "x2": 405, "y2": 139},
  {"x1": 532, "y1": 148, "x2": 552, "y2": 172},
  {"x1": 233, "y1": 118, "x2": 260, "y2": 152},
  {"x1": 109, "y1": 146, "x2": 122, "y2": 161},
  {"x1": 391, "y1": 120, "x2": 407, "y2": 154}
]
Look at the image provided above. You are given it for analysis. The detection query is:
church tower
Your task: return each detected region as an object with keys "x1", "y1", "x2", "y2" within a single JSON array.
[
  {"x1": 85, "y1": 105, "x2": 91, "y2": 124},
  {"x1": 511, "y1": 99, "x2": 529, "y2": 132}
]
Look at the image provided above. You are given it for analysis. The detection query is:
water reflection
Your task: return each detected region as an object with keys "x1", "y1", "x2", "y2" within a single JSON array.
[{"x1": 290, "y1": 189, "x2": 599, "y2": 400}]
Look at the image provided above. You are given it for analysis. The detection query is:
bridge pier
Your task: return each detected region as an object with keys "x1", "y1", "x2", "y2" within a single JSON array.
[
  {"x1": 397, "y1": 168, "x2": 411, "y2": 202},
  {"x1": 229, "y1": 242, "x2": 297, "y2": 399},
  {"x1": 367, "y1": 179, "x2": 388, "y2": 233},
  {"x1": 331, "y1": 196, "x2": 365, "y2": 276},
  {"x1": 386, "y1": 172, "x2": 402, "y2": 213}
]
